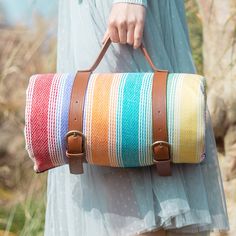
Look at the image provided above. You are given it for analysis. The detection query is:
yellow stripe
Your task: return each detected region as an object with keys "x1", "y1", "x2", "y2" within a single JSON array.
[
  {"x1": 179, "y1": 74, "x2": 199, "y2": 163},
  {"x1": 173, "y1": 74, "x2": 182, "y2": 162}
]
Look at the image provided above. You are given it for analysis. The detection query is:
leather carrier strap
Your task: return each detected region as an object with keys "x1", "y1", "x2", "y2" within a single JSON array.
[
  {"x1": 65, "y1": 36, "x2": 171, "y2": 176},
  {"x1": 152, "y1": 71, "x2": 171, "y2": 176},
  {"x1": 65, "y1": 71, "x2": 91, "y2": 174}
]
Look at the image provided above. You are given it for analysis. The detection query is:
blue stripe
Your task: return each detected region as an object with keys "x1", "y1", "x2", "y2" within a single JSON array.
[
  {"x1": 59, "y1": 74, "x2": 75, "y2": 163},
  {"x1": 120, "y1": 73, "x2": 144, "y2": 167}
]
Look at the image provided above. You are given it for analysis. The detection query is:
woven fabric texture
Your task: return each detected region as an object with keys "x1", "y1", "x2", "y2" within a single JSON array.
[{"x1": 24, "y1": 72, "x2": 206, "y2": 172}]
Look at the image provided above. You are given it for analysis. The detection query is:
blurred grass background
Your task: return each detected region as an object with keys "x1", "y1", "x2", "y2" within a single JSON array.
[
  {"x1": 0, "y1": 0, "x2": 233, "y2": 235},
  {"x1": 0, "y1": 13, "x2": 56, "y2": 235}
]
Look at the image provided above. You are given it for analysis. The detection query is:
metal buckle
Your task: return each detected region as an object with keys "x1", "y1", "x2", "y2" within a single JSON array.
[
  {"x1": 65, "y1": 130, "x2": 86, "y2": 158},
  {"x1": 152, "y1": 140, "x2": 170, "y2": 162},
  {"x1": 65, "y1": 130, "x2": 85, "y2": 140}
]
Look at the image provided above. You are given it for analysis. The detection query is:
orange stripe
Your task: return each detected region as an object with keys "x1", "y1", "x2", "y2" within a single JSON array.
[{"x1": 91, "y1": 74, "x2": 113, "y2": 165}]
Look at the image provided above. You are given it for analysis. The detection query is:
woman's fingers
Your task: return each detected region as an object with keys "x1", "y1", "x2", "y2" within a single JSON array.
[
  {"x1": 127, "y1": 20, "x2": 135, "y2": 45},
  {"x1": 109, "y1": 20, "x2": 120, "y2": 43},
  {"x1": 133, "y1": 20, "x2": 144, "y2": 49},
  {"x1": 118, "y1": 19, "x2": 127, "y2": 44},
  {"x1": 105, "y1": 3, "x2": 146, "y2": 48}
]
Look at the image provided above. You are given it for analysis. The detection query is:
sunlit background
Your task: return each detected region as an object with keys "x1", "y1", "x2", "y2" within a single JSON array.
[
  {"x1": 0, "y1": 0, "x2": 57, "y2": 25},
  {"x1": 0, "y1": 0, "x2": 235, "y2": 235}
]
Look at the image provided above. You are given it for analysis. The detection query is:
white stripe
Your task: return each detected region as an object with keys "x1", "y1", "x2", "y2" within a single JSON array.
[
  {"x1": 84, "y1": 74, "x2": 96, "y2": 163},
  {"x1": 56, "y1": 74, "x2": 68, "y2": 165},
  {"x1": 25, "y1": 75, "x2": 37, "y2": 163},
  {"x1": 138, "y1": 73, "x2": 152, "y2": 166},
  {"x1": 117, "y1": 73, "x2": 127, "y2": 167},
  {"x1": 47, "y1": 74, "x2": 60, "y2": 166},
  {"x1": 138, "y1": 74, "x2": 145, "y2": 166},
  {"x1": 146, "y1": 73, "x2": 153, "y2": 165},
  {"x1": 108, "y1": 74, "x2": 121, "y2": 167},
  {"x1": 175, "y1": 74, "x2": 182, "y2": 162},
  {"x1": 169, "y1": 74, "x2": 176, "y2": 161}
]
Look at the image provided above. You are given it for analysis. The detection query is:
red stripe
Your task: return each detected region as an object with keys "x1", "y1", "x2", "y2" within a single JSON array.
[{"x1": 30, "y1": 74, "x2": 54, "y2": 172}]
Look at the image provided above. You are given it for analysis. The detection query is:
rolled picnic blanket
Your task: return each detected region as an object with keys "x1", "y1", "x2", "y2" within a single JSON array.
[{"x1": 24, "y1": 72, "x2": 206, "y2": 173}]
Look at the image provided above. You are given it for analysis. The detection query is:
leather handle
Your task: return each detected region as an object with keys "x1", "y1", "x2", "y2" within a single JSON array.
[{"x1": 79, "y1": 36, "x2": 166, "y2": 73}]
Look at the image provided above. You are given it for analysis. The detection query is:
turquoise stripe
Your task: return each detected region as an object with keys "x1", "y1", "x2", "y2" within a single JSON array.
[
  {"x1": 119, "y1": 73, "x2": 144, "y2": 167},
  {"x1": 138, "y1": 73, "x2": 153, "y2": 166}
]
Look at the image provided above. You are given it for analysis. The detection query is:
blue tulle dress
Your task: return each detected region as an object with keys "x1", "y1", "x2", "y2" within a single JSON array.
[{"x1": 44, "y1": 0, "x2": 230, "y2": 235}]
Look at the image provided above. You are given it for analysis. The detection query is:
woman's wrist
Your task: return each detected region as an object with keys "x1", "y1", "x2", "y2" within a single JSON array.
[{"x1": 113, "y1": 0, "x2": 147, "y2": 8}]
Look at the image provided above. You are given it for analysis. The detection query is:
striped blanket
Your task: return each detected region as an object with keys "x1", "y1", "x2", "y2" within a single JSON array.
[{"x1": 24, "y1": 73, "x2": 206, "y2": 173}]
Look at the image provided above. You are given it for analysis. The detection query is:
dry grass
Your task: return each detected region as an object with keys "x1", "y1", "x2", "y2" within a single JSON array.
[
  {"x1": 0, "y1": 17, "x2": 56, "y2": 235},
  {"x1": 0, "y1": 17, "x2": 56, "y2": 188}
]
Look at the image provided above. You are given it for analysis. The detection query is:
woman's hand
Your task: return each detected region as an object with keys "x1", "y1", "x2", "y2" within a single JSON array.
[{"x1": 102, "y1": 3, "x2": 146, "y2": 49}]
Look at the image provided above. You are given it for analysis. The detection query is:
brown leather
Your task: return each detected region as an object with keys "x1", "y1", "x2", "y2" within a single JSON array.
[
  {"x1": 152, "y1": 71, "x2": 171, "y2": 176},
  {"x1": 65, "y1": 71, "x2": 91, "y2": 174},
  {"x1": 88, "y1": 36, "x2": 167, "y2": 73},
  {"x1": 66, "y1": 36, "x2": 171, "y2": 175}
]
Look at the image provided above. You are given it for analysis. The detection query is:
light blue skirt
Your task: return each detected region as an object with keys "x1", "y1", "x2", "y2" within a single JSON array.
[{"x1": 44, "y1": 0, "x2": 230, "y2": 235}]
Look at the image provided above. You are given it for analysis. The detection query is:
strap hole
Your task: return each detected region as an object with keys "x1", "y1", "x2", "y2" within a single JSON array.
[
  {"x1": 74, "y1": 118, "x2": 77, "y2": 121},
  {"x1": 158, "y1": 110, "x2": 161, "y2": 113},
  {"x1": 76, "y1": 100, "x2": 78, "y2": 103},
  {"x1": 159, "y1": 128, "x2": 162, "y2": 131}
]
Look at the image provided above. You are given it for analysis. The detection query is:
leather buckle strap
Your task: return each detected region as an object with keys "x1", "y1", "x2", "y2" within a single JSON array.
[
  {"x1": 152, "y1": 71, "x2": 171, "y2": 176},
  {"x1": 152, "y1": 141, "x2": 171, "y2": 176},
  {"x1": 66, "y1": 71, "x2": 91, "y2": 174}
]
